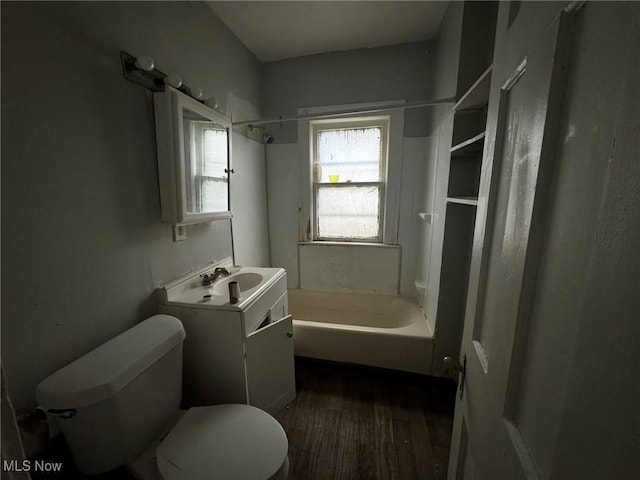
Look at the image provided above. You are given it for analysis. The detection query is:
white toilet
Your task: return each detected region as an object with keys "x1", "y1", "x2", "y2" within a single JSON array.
[{"x1": 36, "y1": 315, "x2": 289, "y2": 479}]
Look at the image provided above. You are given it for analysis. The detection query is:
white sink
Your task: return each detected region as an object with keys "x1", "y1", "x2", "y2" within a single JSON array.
[
  {"x1": 159, "y1": 262, "x2": 284, "y2": 310},
  {"x1": 213, "y1": 272, "x2": 264, "y2": 295}
]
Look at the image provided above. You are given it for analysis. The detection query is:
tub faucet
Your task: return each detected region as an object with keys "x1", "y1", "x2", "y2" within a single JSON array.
[{"x1": 200, "y1": 267, "x2": 230, "y2": 286}]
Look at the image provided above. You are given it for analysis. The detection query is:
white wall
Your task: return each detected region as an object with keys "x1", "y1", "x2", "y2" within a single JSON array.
[
  {"x1": 299, "y1": 244, "x2": 400, "y2": 294},
  {"x1": 413, "y1": 135, "x2": 438, "y2": 333},
  {"x1": 266, "y1": 143, "x2": 301, "y2": 288},
  {"x1": 230, "y1": 133, "x2": 270, "y2": 267},
  {"x1": 1, "y1": 2, "x2": 264, "y2": 415},
  {"x1": 398, "y1": 137, "x2": 430, "y2": 296}
]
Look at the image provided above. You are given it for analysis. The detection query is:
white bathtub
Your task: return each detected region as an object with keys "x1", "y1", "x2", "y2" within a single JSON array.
[{"x1": 288, "y1": 289, "x2": 434, "y2": 375}]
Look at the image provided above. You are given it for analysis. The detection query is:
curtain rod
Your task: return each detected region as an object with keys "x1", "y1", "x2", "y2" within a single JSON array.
[{"x1": 232, "y1": 97, "x2": 456, "y2": 127}]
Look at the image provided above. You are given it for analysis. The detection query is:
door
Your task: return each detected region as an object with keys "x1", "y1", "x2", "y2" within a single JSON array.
[
  {"x1": 245, "y1": 314, "x2": 296, "y2": 415},
  {"x1": 448, "y1": 2, "x2": 640, "y2": 478},
  {"x1": 447, "y1": 6, "x2": 577, "y2": 479}
]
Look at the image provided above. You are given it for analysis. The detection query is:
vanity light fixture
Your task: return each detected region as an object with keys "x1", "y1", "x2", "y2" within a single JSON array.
[
  {"x1": 133, "y1": 55, "x2": 155, "y2": 72},
  {"x1": 120, "y1": 50, "x2": 214, "y2": 107},
  {"x1": 163, "y1": 74, "x2": 183, "y2": 89},
  {"x1": 205, "y1": 97, "x2": 218, "y2": 109},
  {"x1": 189, "y1": 87, "x2": 204, "y2": 100}
]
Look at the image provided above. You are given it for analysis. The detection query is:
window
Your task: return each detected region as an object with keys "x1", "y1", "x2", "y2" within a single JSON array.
[
  {"x1": 187, "y1": 122, "x2": 228, "y2": 213},
  {"x1": 311, "y1": 117, "x2": 389, "y2": 242}
]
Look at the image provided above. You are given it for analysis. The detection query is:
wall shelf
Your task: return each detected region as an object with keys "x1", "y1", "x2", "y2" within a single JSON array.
[
  {"x1": 454, "y1": 65, "x2": 492, "y2": 112},
  {"x1": 447, "y1": 196, "x2": 479, "y2": 206},
  {"x1": 450, "y1": 131, "x2": 486, "y2": 154}
]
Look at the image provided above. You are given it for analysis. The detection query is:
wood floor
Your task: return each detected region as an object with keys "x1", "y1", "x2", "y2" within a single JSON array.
[
  {"x1": 275, "y1": 358, "x2": 457, "y2": 480},
  {"x1": 30, "y1": 358, "x2": 456, "y2": 480}
]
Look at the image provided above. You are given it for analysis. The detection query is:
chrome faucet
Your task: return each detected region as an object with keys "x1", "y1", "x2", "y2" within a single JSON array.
[{"x1": 200, "y1": 267, "x2": 230, "y2": 286}]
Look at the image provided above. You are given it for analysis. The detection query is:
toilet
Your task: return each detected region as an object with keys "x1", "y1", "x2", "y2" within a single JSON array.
[{"x1": 36, "y1": 315, "x2": 289, "y2": 480}]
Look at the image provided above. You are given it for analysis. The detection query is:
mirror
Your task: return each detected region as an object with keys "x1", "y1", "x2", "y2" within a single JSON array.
[
  {"x1": 154, "y1": 87, "x2": 232, "y2": 225},
  {"x1": 182, "y1": 108, "x2": 229, "y2": 215}
]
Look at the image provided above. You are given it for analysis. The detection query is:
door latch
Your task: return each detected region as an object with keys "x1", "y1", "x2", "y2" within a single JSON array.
[{"x1": 443, "y1": 354, "x2": 467, "y2": 399}]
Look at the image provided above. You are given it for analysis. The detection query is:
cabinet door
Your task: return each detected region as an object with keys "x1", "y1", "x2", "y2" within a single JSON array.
[
  {"x1": 245, "y1": 315, "x2": 295, "y2": 414},
  {"x1": 270, "y1": 291, "x2": 288, "y2": 322},
  {"x1": 159, "y1": 305, "x2": 246, "y2": 407}
]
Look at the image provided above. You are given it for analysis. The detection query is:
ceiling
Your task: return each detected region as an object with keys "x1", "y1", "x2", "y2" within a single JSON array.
[{"x1": 207, "y1": 1, "x2": 448, "y2": 63}]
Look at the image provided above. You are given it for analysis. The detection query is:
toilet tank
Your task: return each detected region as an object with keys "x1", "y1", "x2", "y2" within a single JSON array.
[{"x1": 36, "y1": 315, "x2": 186, "y2": 475}]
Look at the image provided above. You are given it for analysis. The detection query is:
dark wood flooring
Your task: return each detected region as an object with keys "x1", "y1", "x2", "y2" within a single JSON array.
[
  {"x1": 30, "y1": 358, "x2": 456, "y2": 480},
  {"x1": 275, "y1": 358, "x2": 457, "y2": 480}
]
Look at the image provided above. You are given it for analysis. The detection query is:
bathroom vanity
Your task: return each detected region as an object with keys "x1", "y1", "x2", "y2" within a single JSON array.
[{"x1": 157, "y1": 260, "x2": 295, "y2": 415}]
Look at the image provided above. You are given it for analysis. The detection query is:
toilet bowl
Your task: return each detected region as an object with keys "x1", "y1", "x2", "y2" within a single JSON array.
[
  {"x1": 154, "y1": 405, "x2": 288, "y2": 480},
  {"x1": 36, "y1": 315, "x2": 289, "y2": 480}
]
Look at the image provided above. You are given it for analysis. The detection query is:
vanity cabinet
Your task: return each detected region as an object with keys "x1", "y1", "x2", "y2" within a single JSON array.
[
  {"x1": 245, "y1": 310, "x2": 294, "y2": 412},
  {"x1": 158, "y1": 270, "x2": 295, "y2": 415}
]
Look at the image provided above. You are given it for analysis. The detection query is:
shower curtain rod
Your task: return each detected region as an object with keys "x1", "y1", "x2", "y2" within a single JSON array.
[{"x1": 232, "y1": 97, "x2": 456, "y2": 127}]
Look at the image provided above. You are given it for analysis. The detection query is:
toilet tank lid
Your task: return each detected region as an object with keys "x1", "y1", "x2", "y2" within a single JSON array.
[{"x1": 36, "y1": 315, "x2": 186, "y2": 410}]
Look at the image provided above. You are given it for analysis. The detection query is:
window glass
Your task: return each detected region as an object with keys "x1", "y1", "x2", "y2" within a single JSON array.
[
  {"x1": 203, "y1": 129, "x2": 227, "y2": 178},
  {"x1": 317, "y1": 127, "x2": 381, "y2": 182},
  {"x1": 316, "y1": 185, "x2": 380, "y2": 239}
]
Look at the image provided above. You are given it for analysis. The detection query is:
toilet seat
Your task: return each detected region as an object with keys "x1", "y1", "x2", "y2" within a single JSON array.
[{"x1": 156, "y1": 404, "x2": 289, "y2": 480}]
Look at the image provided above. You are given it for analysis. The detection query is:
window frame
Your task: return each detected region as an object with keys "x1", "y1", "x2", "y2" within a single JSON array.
[
  {"x1": 297, "y1": 101, "x2": 405, "y2": 247},
  {"x1": 310, "y1": 116, "x2": 390, "y2": 243},
  {"x1": 191, "y1": 123, "x2": 229, "y2": 212}
]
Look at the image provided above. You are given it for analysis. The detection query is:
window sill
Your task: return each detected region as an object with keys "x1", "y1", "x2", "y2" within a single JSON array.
[{"x1": 298, "y1": 241, "x2": 399, "y2": 249}]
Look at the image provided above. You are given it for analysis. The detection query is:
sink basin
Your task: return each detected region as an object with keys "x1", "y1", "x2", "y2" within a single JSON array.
[
  {"x1": 159, "y1": 263, "x2": 285, "y2": 310},
  {"x1": 213, "y1": 272, "x2": 263, "y2": 295}
]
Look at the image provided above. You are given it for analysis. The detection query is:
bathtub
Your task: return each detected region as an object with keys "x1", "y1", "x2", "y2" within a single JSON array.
[{"x1": 288, "y1": 289, "x2": 434, "y2": 375}]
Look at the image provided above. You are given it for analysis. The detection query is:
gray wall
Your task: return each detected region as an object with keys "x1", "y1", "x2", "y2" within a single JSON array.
[
  {"x1": 1, "y1": 2, "x2": 264, "y2": 414},
  {"x1": 264, "y1": 43, "x2": 436, "y2": 296},
  {"x1": 262, "y1": 41, "x2": 436, "y2": 143},
  {"x1": 427, "y1": 1, "x2": 463, "y2": 135}
]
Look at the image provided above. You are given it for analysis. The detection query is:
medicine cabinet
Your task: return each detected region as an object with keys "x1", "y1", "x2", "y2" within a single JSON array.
[{"x1": 154, "y1": 87, "x2": 232, "y2": 225}]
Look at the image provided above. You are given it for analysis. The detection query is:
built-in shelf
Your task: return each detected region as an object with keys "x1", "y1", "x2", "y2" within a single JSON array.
[
  {"x1": 432, "y1": 1, "x2": 497, "y2": 380},
  {"x1": 446, "y1": 196, "x2": 479, "y2": 206},
  {"x1": 450, "y1": 131, "x2": 486, "y2": 154},
  {"x1": 454, "y1": 65, "x2": 492, "y2": 112}
]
